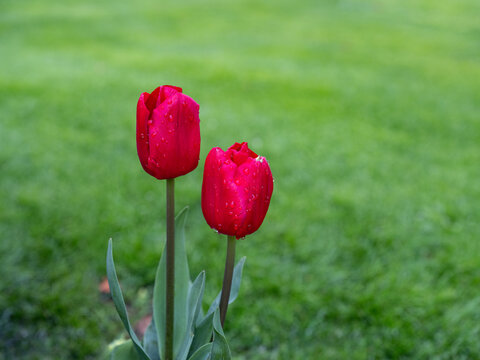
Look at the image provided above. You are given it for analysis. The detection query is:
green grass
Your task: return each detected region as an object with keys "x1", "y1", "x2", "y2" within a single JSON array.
[{"x1": 1, "y1": 0, "x2": 480, "y2": 358}]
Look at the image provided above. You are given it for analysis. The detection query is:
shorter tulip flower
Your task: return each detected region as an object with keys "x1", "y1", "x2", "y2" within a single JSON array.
[
  {"x1": 136, "y1": 85, "x2": 200, "y2": 180},
  {"x1": 202, "y1": 142, "x2": 273, "y2": 239}
]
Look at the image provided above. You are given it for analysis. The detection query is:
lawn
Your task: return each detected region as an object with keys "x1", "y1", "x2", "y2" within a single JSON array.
[{"x1": 1, "y1": 0, "x2": 480, "y2": 358}]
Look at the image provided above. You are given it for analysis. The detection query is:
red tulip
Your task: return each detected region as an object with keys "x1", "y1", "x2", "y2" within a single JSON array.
[
  {"x1": 136, "y1": 85, "x2": 200, "y2": 179},
  {"x1": 201, "y1": 142, "x2": 273, "y2": 238}
]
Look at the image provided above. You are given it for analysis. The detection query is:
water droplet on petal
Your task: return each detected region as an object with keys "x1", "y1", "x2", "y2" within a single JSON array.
[
  {"x1": 243, "y1": 168, "x2": 249, "y2": 175},
  {"x1": 235, "y1": 179, "x2": 241, "y2": 185},
  {"x1": 152, "y1": 131, "x2": 157, "y2": 137},
  {"x1": 234, "y1": 224, "x2": 239, "y2": 231},
  {"x1": 168, "y1": 114, "x2": 174, "y2": 122},
  {"x1": 147, "y1": 120, "x2": 153, "y2": 125}
]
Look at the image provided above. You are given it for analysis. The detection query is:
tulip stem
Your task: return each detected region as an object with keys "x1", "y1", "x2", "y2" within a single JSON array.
[
  {"x1": 165, "y1": 178, "x2": 175, "y2": 360},
  {"x1": 220, "y1": 235, "x2": 236, "y2": 327}
]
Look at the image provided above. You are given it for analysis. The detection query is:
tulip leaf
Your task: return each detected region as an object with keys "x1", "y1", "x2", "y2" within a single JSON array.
[
  {"x1": 153, "y1": 207, "x2": 192, "y2": 360},
  {"x1": 210, "y1": 309, "x2": 232, "y2": 360},
  {"x1": 188, "y1": 311, "x2": 214, "y2": 358},
  {"x1": 106, "y1": 239, "x2": 151, "y2": 360},
  {"x1": 143, "y1": 318, "x2": 160, "y2": 360},
  {"x1": 106, "y1": 340, "x2": 139, "y2": 360},
  {"x1": 207, "y1": 257, "x2": 246, "y2": 317},
  {"x1": 187, "y1": 343, "x2": 213, "y2": 360},
  {"x1": 177, "y1": 271, "x2": 206, "y2": 360}
]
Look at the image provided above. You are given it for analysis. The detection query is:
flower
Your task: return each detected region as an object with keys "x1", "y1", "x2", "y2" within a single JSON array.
[
  {"x1": 136, "y1": 85, "x2": 200, "y2": 179},
  {"x1": 201, "y1": 142, "x2": 273, "y2": 238}
]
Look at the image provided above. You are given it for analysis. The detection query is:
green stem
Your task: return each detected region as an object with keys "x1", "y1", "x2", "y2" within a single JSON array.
[
  {"x1": 165, "y1": 178, "x2": 175, "y2": 360},
  {"x1": 219, "y1": 235, "x2": 236, "y2": 327}
]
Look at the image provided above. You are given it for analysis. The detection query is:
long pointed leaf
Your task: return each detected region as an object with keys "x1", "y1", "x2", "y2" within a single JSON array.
[
  {"x1": 187, "y1": 343, "x2": 213, "y2": 360},
  {"x1": 188, "y1": 312, "x2": 214, "y2": 357},
  {"x1": 177, "y1": 271, "x2": 206, "y2": 360},
  {"x1": 106, "y1": 239, "x2": 151, "y2": 360},
  {"x1": 210, "y1": 309, "x2": 231, "y2": 360},
  {"x1": 153, "y1": 207, "x2": 191, "y2": 359},
  {"x1": 107, "y1": 340, "x2": 138, "y2": 360},
  {"x1": 207, "y1": 257, "x2": 246, "y2": 317},
  {"x1": 143, "y1": 318, "x2": 160, "y2": 360}
]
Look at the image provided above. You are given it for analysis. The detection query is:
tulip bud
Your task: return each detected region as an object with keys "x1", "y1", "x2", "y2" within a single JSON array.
[
  {"x1": 201, "y1": 142, "x2": 273, "y2": 238},
  {"x1": 136, "y1": 85, "x2": 200, "y2": 179}
]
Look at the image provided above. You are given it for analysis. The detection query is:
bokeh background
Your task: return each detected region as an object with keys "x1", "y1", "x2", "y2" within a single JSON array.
[{"x1": 1, "y1": 0, "x2": 480, "y2": 358}]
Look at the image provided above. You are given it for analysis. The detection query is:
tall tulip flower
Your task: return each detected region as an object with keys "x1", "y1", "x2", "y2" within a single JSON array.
[
  {"x1": 136, "y1": 85, "x2": 200, "y2": 180},
  {"x1": 136, "y1": 85, "x2": 200, "y2": 360},
  {"x1": 201, "y1": 142, "x2": 273, "y2": 325}
]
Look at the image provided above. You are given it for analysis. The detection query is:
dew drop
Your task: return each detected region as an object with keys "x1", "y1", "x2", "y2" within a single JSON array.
[
  {"x1": 152, "y1": 131, "x2": 157, "y2": 137},
  {"x1": 234, "y1": 224, "x2": 239, "y2": 231},
  {"x1": 235, "y1": 179, "x2": 241, "y2": 185},
  {"x1": 168, "y1": 99, "x2": 172, "y2": 105},
  {"x1": 228, "y1": 211, "x2": 233, "y2": 216},
  {"x1": 168, "y1": 114, "x2": 174, "y2": 122},
  {"x1": 147, "y1": 120, "x2": 153, "y2": 125},
  {"x1": 243, "y1": 168, "x2": 249, "y2": 175},
  {"x1": 225, "y1": 159, "x2": 231, "y2": 165},
  {"x1": 161, "y1": 137, "x2": 166, "y2": 143}
]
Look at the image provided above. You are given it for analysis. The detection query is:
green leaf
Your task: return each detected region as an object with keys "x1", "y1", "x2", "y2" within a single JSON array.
[
  {"x1": 106, "y1": 340, "x2": 139, "y2": 360},
  {"x1": 210, "y1": 309, "x2": 231, "y2": 360},
  {"x1": 188, "y1": 312, "x2": 214, "y2": 358},
  {"x1": 106, "y1": 239, "x2": 151, "y2": 360},
  {"x1": 177, "y1": 271, "x2": 206, "y2": 360},
  {"x1": 207, "y1": 257, "x2": 246, "y2": 317},
  {"x1": 143, "y1": 318, "x2": 160, "y2": 360},
  {"x1": 153, "y1": 207, "x2": 192, "y2": 360},
  {"x1": 187, "y1": 343, "x2": 213, "y2": 360}
]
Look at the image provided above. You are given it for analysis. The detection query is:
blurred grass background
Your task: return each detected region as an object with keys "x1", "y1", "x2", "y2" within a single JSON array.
[{"x1": 1, "y1": 0, "x2": 480, "y2": 358}]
